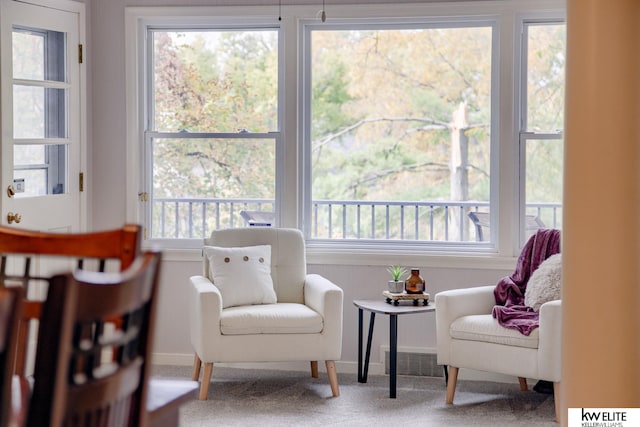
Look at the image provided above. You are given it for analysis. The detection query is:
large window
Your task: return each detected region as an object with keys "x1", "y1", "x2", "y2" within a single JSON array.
[
  {"x1": 305, "y1": 22, "x2": 494, "y2": 244},
  {"x1": 129, "y1": 2, "x2": 565, "y2": 257},
  {"x1": 145, "y1": 27, "x2": 280, "y2": 240}
]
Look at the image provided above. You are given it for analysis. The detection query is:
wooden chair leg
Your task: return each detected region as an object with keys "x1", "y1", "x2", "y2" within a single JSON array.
[
  {"x1": 198, "y1": 362, "x2": 214, "y2": 400},
  {"x1": 192, "y1": 353, "x2": 202, "y2": 381},
  {"x1": 446, "y1": 366, "x2": 459, "y2": 404},
  {"x1": 553, "y1": 382, "x2": 560, "y2": 423},
  {"x1": 518, "y1": 377, "x2": 528, "y2": 391},
  {"x1": 325, "y1": 360, "x2": 339, "y2": 397},
  {"x1": 310, "y1": 361, "x2": 319, "y2": 378}
]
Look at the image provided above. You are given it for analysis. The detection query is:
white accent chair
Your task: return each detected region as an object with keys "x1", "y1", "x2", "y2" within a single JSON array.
[
  {"x1": 435, "y1": 286, "x2": 561, "y2": 420},
  {"x1": 188, "y1": 227, "x2": 343, "y2": 400}
]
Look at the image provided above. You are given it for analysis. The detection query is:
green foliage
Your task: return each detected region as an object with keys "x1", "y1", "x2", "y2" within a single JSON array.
[
  {"x1": 150, "y1": 23, "x2": 565, "y2": 223},
  {"x1": 152, "y1": 30, "x2": 277, "y2": 200},
  {"x1": 526, "y1": 24, "x2": 566, "y2": 132},
  {"x1": 387, "y1": 265, "x2": 407, "y2": 281},
  {"x1": 312, "y1": 60, "x2": 354, "y2": 139},
  {"x1": 309, "y1": 26, "x2": 495, "y2": 205}
]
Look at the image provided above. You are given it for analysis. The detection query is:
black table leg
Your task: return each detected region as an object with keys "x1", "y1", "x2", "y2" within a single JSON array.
[
  {"x1": 357, "y1": 308, "x2": 363, "y2": 382},
  {"x1": 389, "y1": 314, "x2": 397, "y2": 398},
  {"x1": 358, "y1": 309, "x2": 376, "y2": 383},
  {"x1": 363, "y1": 313, "x2": 375, "y2": 382}
]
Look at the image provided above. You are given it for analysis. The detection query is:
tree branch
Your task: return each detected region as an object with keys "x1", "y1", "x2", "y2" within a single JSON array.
[
  {"x1": 313, "y1": 116, "x2": 450, "y2": 151},
  {"x1": 347, "y1": 161, "x2": 449, "y2": 192}
]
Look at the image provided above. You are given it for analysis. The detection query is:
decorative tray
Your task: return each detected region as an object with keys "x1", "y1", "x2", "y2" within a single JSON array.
[{"x1": 383, "y1": 291, "x2": 430, "y2": 306}]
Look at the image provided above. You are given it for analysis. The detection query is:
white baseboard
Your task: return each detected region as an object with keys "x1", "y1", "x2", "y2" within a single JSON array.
[
  {"x1": 151, "y1": 352, "x2": 384, "y2": 376},
  {"x1": 151, "y1": 351, "x2": 520, "y2": 384}
]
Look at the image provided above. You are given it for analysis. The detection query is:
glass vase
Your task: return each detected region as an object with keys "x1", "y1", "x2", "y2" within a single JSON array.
[{"x1": 404, "y1": 268, "x2": 425, "y2": 294}]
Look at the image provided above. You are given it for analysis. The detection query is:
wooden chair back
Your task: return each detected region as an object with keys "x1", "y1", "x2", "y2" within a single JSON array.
[
  {"x1": 27, "y1": 250, "x2": 162, "y2": 427},
  {"x1": 0, "y1": 287, "x2": 22, "y2": 427},
  {"x1": 0, "y1": 224, "x2": 141, "y2": 376}
]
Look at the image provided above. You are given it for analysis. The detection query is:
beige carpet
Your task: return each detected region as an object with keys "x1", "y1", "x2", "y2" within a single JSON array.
[{"x1": 152, "y1": 365, "x2": 557, "y2": 426}]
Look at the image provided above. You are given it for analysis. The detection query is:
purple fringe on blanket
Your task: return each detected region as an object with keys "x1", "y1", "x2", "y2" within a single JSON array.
[{"x1": 492, "y1": 229, "x2": 561, "y2": 335}]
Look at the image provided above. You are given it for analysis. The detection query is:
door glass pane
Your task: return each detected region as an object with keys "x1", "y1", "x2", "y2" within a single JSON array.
[
  {"x1": 13, "y1": 145, "x2": 67, "y2": 197},
  {"x1": 13, "y1": 170, "x2": 46, "y2": 197},
  {"x1": 12, "y1": 26, "x2": 68, "y2": 197},
  {"x1": 12, "y1": 30, "x2": 44, "y2": 80},
  {"x1": 14, "y1": 145, "x2": 45, "y2": 165},
  {"x1": 13, "y1": 27, "x2": 65, "y2": 82},
  {"x1": 13, "y1": 86, "x2": 66, "y2": 139}
]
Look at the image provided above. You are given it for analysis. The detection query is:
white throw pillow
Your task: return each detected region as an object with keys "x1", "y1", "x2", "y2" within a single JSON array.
[
  {"x1": 525, "y1": 253, "x2": 562, "y2": 311},
  {"x1": 204, "y1": 245, "x2": 277, "y2": 309}
]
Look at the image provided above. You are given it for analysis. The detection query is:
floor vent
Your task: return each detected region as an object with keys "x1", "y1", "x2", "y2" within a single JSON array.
[{"x1": 384, "y1": 351, "x2": 444, "y2": 377}]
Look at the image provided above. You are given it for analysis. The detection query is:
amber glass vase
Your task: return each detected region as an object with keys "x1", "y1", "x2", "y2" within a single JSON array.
[{"x1": 404, "y1": 268, "x2": 425, "y2": 294}]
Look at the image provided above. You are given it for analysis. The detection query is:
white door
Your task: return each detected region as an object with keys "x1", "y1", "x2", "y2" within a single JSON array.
[{"x1": 1, "y1": 0, "x2": 84, "y2": 232}]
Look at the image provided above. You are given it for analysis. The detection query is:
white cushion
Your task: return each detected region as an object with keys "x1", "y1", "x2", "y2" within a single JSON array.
[
  {"x1": 204, "y1": 245, "x2": 277, "y2": 308},
  {"x1": 220, "y1": 303, "x2": 323, "y2": 335},
  {"x1": 525, "y1": 253, "x2": 562, "y2": 311},
  {"x1": 450, "y1": 314, "x2": 539, "y2": 349}
]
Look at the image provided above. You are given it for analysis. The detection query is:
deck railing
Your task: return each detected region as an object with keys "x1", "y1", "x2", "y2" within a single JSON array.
[{"x1": 150, "y1": 197, "x2": 562, "y2": 241}]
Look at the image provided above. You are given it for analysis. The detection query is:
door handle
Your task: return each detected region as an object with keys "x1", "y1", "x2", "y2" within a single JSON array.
[{"x1": 7, "y1": 212, "x2": 21, "y2": 224}]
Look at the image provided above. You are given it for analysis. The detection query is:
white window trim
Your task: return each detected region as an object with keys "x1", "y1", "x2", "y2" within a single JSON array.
[
  {"x1": 124, "y1": 1, "x2": 565, "y2": 267},
  {"x1": 516, "y1": 14, "x2": 566, "y2": 248},
  {"x1": 299, "y1": 17, "x2": 500, "y2": 254}
]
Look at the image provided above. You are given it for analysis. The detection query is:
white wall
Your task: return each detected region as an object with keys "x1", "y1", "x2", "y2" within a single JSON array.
[{"x1": 88, "y1": 0, "x2": 517, "y2": 373}]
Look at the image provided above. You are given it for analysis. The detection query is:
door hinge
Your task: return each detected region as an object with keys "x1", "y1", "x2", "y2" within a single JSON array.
[
  {"x1": 138, "y1": 192, "x2": 149, "y2": 202},
  {"x1": 79, "y1": 172, "x2": 84, "y2": 192},
  {"x1": 78, "y1": 44, "x2": 83, "y2": 64},
  {"x1": 144, "y1": 227, "x2": 148, "y2": 240}
]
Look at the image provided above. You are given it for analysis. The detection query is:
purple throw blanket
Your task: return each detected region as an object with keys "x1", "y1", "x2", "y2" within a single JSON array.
[{"x1": 492, "y1": 229, "x2": 561, "y2": 335}]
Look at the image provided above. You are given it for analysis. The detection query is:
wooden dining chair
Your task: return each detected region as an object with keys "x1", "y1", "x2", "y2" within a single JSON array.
[
  {"x1": 0, "y1": 224, "x2": 141, "y2": 377},
  {"x1": 0, "y1": 287, "x2": 22, "y2": 427},
  {"x1": 26, "y1": 250, "x2": 162, "y2": 427}
]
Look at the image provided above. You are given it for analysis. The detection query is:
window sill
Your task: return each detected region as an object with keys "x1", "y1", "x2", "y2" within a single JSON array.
[
  {"x1": 150, "y1": 242, "x2": 517, "y2": 271},
  {"x1": 305, "y1": 245, "x2": 516, "y2": 270}
]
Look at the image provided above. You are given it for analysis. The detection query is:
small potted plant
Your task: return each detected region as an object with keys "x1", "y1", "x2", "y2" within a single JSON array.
[{"x1": 386, "y1": 265, "x2": 407, "y2": 293}]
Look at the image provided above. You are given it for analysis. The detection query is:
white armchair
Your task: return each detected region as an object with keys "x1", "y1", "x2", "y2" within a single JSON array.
[
  {"x1": 188, "y1": 228, "x2": 343, "y2": 400},
  {"x1": 435, "y1": 285, "x2": 561, "y2": 420}
]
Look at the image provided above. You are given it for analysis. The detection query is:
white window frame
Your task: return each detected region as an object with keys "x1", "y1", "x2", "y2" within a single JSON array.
[
  {"x1": 143, "y1": 24, "x2": 283, "y2": 245},
  {"x1": 126, "y1": 8, "x2": 285, "y2": 249},
  {"x1": 300, "y1": 17, "x2": 499, "y2": 252},
  {"x1": 516, "y1": 14, "x2": 566, "y2": 247},
  {"x1": 125, "y1": 1, "x2": 565, "y2": 268}
]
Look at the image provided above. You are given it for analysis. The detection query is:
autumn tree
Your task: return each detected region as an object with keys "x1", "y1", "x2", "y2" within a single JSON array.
[
  {"x1": 310, "y1": 27, "x2": 492, "y2": 239},
  {"x1": 149, "y1": 23, "x2": 564, "y2": 239},
  {"x1": 152, "y1": 30, "x2": 277, "y2": 202}
]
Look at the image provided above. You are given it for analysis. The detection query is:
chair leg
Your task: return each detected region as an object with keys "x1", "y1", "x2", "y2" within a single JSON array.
[
  {"x1": 446, "y1": 366, "x2": 459, "y2": 404},
  {"x1": 192, "y1": 353, "x2": 202, "y2": 381},
  {"x1": 198, "y1": 362, "x2": 214, "y2": 400},
  {"x1": 518, "y1": 377, "x2": 528, "y2": 391},
  {"x1": 310, "y1": 361, "x2": 319, "y2": 378},
  {"x1": 325, "y1": 360, "x2": 340, "y2": 397},
  {"x1": 553, "y1": 382, "x2": 560, "y2": 423}
]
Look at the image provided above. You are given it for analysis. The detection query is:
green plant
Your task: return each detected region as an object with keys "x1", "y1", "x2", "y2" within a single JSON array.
[{"x1": 386, "y1": 265, "x2": 407, "y2": 282}]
